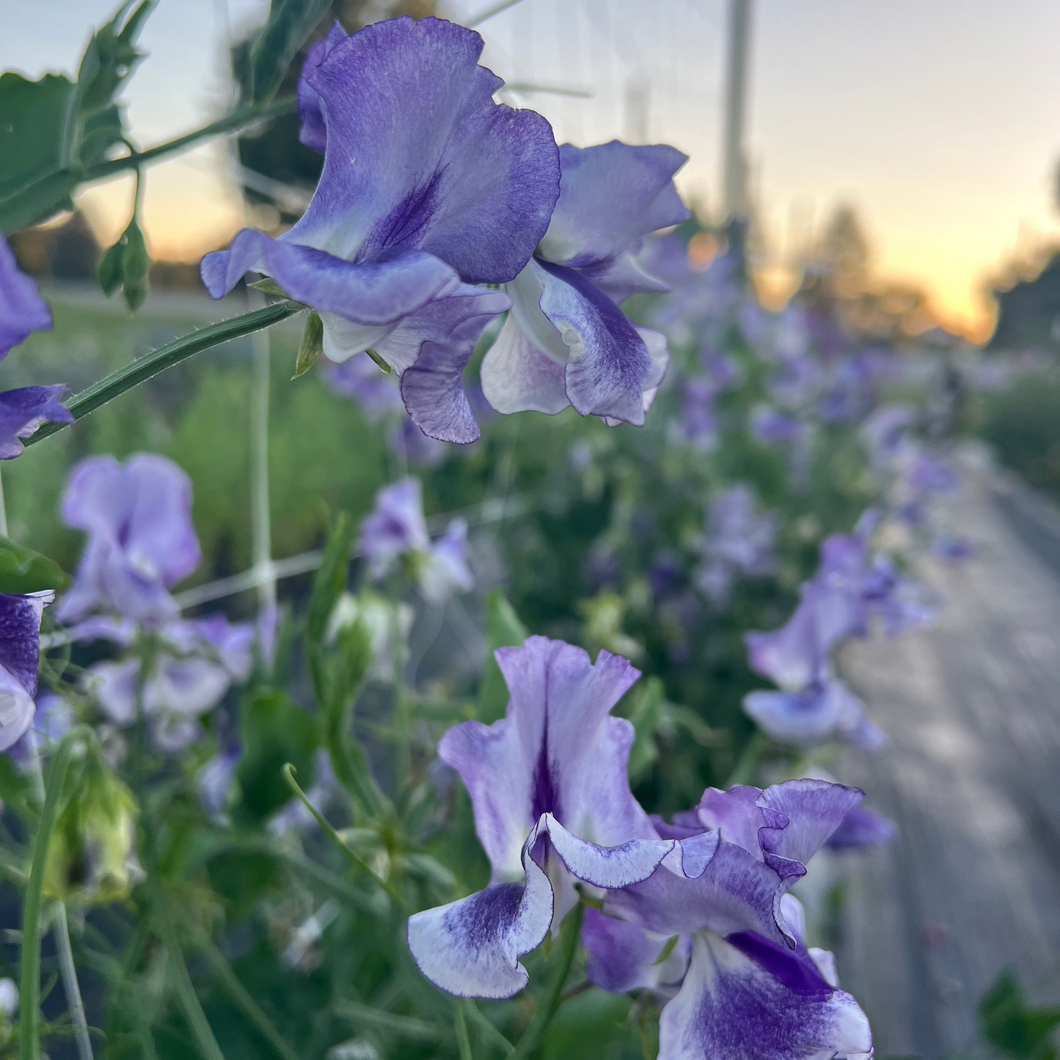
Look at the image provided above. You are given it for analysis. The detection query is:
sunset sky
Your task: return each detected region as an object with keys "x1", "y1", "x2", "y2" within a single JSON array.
[{"x1": 6, "y1": 0, "x2": 1060, "y2": 339}]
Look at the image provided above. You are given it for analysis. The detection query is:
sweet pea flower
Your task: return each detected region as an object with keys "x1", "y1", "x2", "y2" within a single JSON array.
[
  {"x1": 694, "y1": 485, "x2": 774, "y2": 606},
  {"x1": 592, "y1": 780, "x2": 872, "y2": 1060},
  {"x1": 202, "y1": 17, "x2": 558, "y2": 443},
  {"x1": 359, "y1": 478, "x2": 473, "y2": 601},
  {"x1": 88, "y1": 616, "x2": 252, "y2": 754},
  {"x1": 56, "y1": 454, "x2": 200, "y2": 625},
  {"x1": 482, "y1": 141, "x2": 689, "y2": 426},
  {"x1": 0, "y1": 235, "x2": 52, "y2": 358},
  {"x1": 407, "y1": 637, "x2": 674, "y2": 998},
  {"x1": 0, "y1": 591, "x2": 53, "y2": 751}
]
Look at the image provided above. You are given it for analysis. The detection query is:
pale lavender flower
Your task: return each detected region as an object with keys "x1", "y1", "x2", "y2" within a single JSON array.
[
  {"x1": 419, "y1": 518, "x2": 473, "y2": 603},
  {"x1": 407, "y1": 637, "x2": 673, "y2": 998},
  {"x1": 861, "y1": 403, "x2": 914, "y2": 465},
  {"x1": 324, "y1": 355, "x2": 404, "y2": 420},
  {"x1": 750, "y1": 405, "x2": 805, "y2": 446},
  {"x1": 359, "y1": 478, "x2": 431, "y2": 579},
  {"x1": 198, "y1": 745, "x2": 240, "y2": 818},
  {"x1": 0, "y1": 592, "x2": 53, "y2": 751},
  {"x1": 56, "y1": 454, "x2": 201, "y2": 625},
  {"x1": 482, "y1": 141, "x2": 689, "y2": 426},
  {"x1": 203, "y1": 17, "x2": 558, "y2": 443},
  {"x1": 694, "y1": 485, "x2": 774, "y2": 605},
  {"x1": 0, "y1": 235, "x2": 52, "y2": 357},
  {"x1": 825, "y1": 804, "x2": 896, "y2": 851},
  {"x1": 592, "y1": 780, "x2": 872, "y2": 1060},
  {"x1": 675, "y1": 377, "x2": 718, "y2": 450}
]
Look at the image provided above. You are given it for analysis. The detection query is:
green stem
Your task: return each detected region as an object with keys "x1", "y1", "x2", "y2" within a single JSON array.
[
  {"x1": 509, "y1": 905, "x2": 584, "y2": 1060},
  {"x1": 281, "y1": 764, "x2": 406, "y2": 910},
  {"x1": 391, "y1": 595, "x2": 411, "y2": 785},
  {"x1": 19, "y1": 730, "x2": 80, "y2": 1060},
  {"x1": 465, "y1": 1001, "x2": 515, "y2": 1058},
  {"x1": 453, "y1": 1000, "x2": 473, "y2": 1060},
  {"x1": 153, "y1": 885, "x2": 226, "y2": 1060},
  {"x1": 82, "y1": 97, "x2": 298, "y2": 184},
  {"x1": 26, "y1": 302, "x2": 303, "y2": 447},
  {"x1": 194, "y1": 931, "x2": 298, "y2": 1060}
]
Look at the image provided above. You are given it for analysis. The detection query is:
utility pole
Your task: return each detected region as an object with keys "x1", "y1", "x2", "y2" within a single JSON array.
[{"x1": 721, "y1": 0, "x2": 753, "y2": 225}]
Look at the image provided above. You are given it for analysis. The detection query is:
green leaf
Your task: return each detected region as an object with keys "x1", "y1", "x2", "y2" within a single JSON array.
[
  {"x1": 75, "y1": 0, "x2": 155, "y2": 121},
  {"x1": 237, "y1": 688, "x2": 319, "y2": 822},
  {"x1": 306, "y1": 514, "x2": 355, "y2": 691},
  {"x1": 121, "y1": 215, "x2": 150, "y2": 311},
  {"x1": 477, "y1": 591, "x2": 528, "y2": 723},
  {"x1": 979, "y1": 969, "x2": 1060, "y2": 1060},
  {"x1": 293, "y1": 310, "x2": 323, "y2": 378},
  {"x1": 0, "y1": 72, "x2": 77, "y2": 231},
  {"x1": 0, "y1": 536, "x2": 69, "y2": 594},
  {"x1": 246, "y1": 0, "x2": 333, "y2": 104}
]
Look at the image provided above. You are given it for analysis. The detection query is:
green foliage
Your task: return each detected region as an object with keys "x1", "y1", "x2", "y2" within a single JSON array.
[
  {"x1": 245, "y1": 0, "x2": 333, "y2": 104},
  {"x1": 0, "y1": 535, "x2": 68, "y2": 593},
  {"x1": 237, "y1": 688, "x2": 319, "y2": 822},
  {"x1": 979, "y1": 970, "x2": 1060, "y2": 1060},
  {"x1": 0, "y1": 0, "x2": 155, "y2": 232},
  {"x1": 477, "y1": 590, "x2": 529, "y2": 723}
]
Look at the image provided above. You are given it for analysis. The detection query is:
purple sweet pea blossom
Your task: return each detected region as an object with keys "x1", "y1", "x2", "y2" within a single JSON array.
[
  {"x1": 482, "y1": 141, "x2": 689, "y2": 426},
  {"x1": 0, "y1": 591, "x2": 53, "y2": 751},
  {"x1": 0, "y1": 386, "x2": 73, "y2": 459},
  {"x1": 751, "y1": 405, "x2": 805, "y2": 447},
  {"x1": 694, "y1": 485, "x2": 774, "y2": 606},
  {"x1": 56, "y1": 454, "x2": 201, "y2": 626},
  {"x1": 592, "y1": 780, "x2": 872, "y2": 1060},
  {"x1": 0, "y1": 236, "x2": 52, "y2": 358},
  {"x1": 360, "y1": 478, "x2": 431, "y2": 578},
  {"x1": 202, "y1": 17, "x2": 559, "y2": 443},
  {"x1": 407, "y1": 637, "x2": 674, "y2": 998}
]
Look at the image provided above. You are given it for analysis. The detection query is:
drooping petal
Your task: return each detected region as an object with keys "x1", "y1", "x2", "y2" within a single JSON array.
[
  {"x1": 390, "y1": 285, "x2": 510, "y2": 442},
  {"x1": 201, "y1": 231, "x2": 460, "y2": 331},
  {"x1": 407, "y1": 827, "x2": 553, "y2": 999},
  {"x1": 583, "y1": 906, "x2": 689, "y2": 994},
  {"x1": 657, "y1": 932, "x2": 871, "y2": 1060},
  {"x1": 537, "y1": 142, "x2": 689, "y2": 273},
  {"x1": 0, "y1": 385, "x2": 73, "y2": 459},
  {"x1": 0, "y1": 236, "x2": 52, "y2": 358},
  {"x1": 479, "y1": 313, "x2": 569, "y2": 415},
  {"x1": 290, "y1": 17, "x2": 559, "y2": 283}
]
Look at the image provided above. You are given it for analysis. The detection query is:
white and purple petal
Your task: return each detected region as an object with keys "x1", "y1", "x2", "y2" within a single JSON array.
[
  {"x1": 0, "y1": 591, "x2": 51, "y2": 751},
  {"x1": 657, "y1": 932, "x2": 871, "y2": 1060},
  {"x1": 0, "y1": 386, "x2": 73, "y2": 459},
  {"x1": 582, "y1": 906, "x2": 689, "y2": 995}
]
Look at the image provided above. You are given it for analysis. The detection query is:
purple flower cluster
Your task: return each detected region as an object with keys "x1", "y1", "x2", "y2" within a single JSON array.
[
  {"x1": 408, "y1": 637, "x2": 872, "y2": 1058},
  {"x1": 694, "y1": 484, "x2": 775, "y2": 605},
  {"x1": 202, "y1": 18, "x2": 688, "y2": 443},
  {"x1": 743, "y1": 514, "x2": 933, "y2": 748}
]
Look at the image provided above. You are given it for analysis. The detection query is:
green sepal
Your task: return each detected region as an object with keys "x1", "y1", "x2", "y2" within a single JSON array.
[
  {"x1": 293, "y1": 310, "x2": 324, "y2": 379},
  {"x1": 365, "y1": 348, "x2": 393, "y2": 375},
  {"x1": 0, "y1": 536, "x2": 69, "y2": 594},
  {"x1": 249, "y1": 277, "x2": 291, "y2": 299},
  {"x1": 96, "y1": 240, "x2": 125, "y2": 297},
  {"x1": 120, "y1": 215, "x2": 150, "y2": 311}
]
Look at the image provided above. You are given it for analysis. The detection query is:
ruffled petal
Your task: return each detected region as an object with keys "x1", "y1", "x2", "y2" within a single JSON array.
[
  {"x1": 0, "y1": 236, "x2": 52, "y2": 358},
  {"x1": 201, "y1": 231, "x2": 460, "y2": 329},
  {"x1": 289, "y1": 16, "x2": 559, "y2": 283},
  {"x1": 438, "y1": 636, "x2": 653, "y2": 879},
  {"x1": 658, "y1": 932, "x2": 871, "y2": 1060},
  {"x1": 479, "y1": 313, "x2": 569, "y2": 415},
  {"x1": 542, "y1": 813, "x2": 673, "y2": 889},
  {"x1": 407, "y1": 827, "x2": 553, "y2": 999},
  {"x1": 0, "y1": 385, "x2": 72, "y2": 459},
  {"x1": 756, "y1": 780, "x2": 864, "y2": 866},
  {"x1": 537, "y1": 142, "x2": 689, "y2": 271},
  {"x1": 390, "y1": 286, "x2": 510, "y2": 442}
]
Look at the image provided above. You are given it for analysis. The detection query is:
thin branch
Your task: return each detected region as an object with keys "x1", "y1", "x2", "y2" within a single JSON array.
[{"x1": 467, "y1": 0, "x2": 526, "y2": 28}]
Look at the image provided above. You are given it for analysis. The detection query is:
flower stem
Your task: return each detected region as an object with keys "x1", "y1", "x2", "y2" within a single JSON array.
[
  {"x1": 81, "y1": 97, "x2": 299, "y2": 185},
  {"x1": 509, "y1": 904, "x2": 584, "y2": 1060},
  {"x1": 152, "y1": 884, "x2": 226, "y2": 1060},
  {"x1": 25, "y1": 301, "x2": 303, "y2": 447},
  {"x1": 19, "y1": 730, "x2": 80, "y2": 1060},
  {"x1": 453, "y1": 999, "x2": 473, "y2": 1060}
]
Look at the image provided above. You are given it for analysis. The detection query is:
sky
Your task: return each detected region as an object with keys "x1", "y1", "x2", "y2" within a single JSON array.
[{"x1": 5, "y1": 0, "x2": 1060, "y2": 339}]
